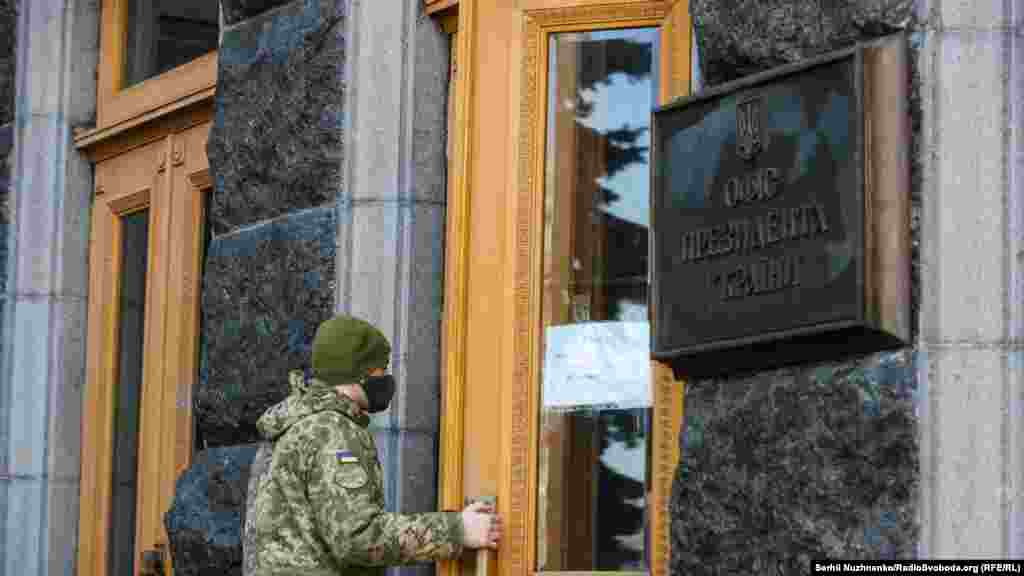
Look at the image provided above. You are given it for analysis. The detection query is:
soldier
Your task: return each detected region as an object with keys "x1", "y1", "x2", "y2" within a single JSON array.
[{"x1": 245, "y1": 314, "x2": 502, "y2": 576}]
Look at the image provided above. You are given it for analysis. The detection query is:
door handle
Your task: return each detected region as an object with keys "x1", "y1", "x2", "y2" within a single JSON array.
[
  {"x1": 140, "y1": 543, "x2": 167, "y2": 576},
  {"x1": 465, "y1": 495, "x2": 497, "y2": 576}
]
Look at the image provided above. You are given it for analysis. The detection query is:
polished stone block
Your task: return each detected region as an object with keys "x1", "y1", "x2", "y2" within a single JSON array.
[
  {"x1": 393, "y1": 429, "x2": 439, "y2": 515},
  {"x1": 196, "y1": 205, "x2": 336, "y2": 446},
  {"x1": 918, "y1": 346, "x2": 1012, "y2": 558},
  {"x1": 344, "y1": 0, "x2": 449, "y2": 204},
  {"x1": 208, "y1": 0, "x2": 347, "y2": 234},
  {"x1": 2, "y1": 479, "x2": 44, "y2": 575},
  {"x1": 340, "y1": 202, "x2": 445, "y2": 434},
  {"x1": 918, "y1": 30, "x2": 1017, "y2": 344}
]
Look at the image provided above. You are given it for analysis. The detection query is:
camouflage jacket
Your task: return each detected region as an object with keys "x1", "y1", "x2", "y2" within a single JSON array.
[{"x1": 244, "y1": 371, "x2": 464, "y2": 576}]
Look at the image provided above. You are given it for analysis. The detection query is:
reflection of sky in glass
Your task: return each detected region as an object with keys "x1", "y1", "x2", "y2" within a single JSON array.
[
  {"x1": 574, "y1": 28, "x2": 657, "y2": 228},
  {"x1": 543, "y1": 28, "x2": 657, "y2": 492},
  {"x1": 666, "y1": 105, "x2": 730, "y2": 209},
  {"x1": 764, "y1": 87, "x2": 850, "y2": 182},
  {"x1": 602, "y1": 440, "x2": 646, "y2": 486},
  {"x1": 665, "y1": 85, "x2": 852, "y2": 208}
]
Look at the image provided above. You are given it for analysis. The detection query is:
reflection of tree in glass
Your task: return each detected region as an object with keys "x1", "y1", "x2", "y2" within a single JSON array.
[
  {"x1": 572, "y1": 38, "x2": 654, "y2": 119},
  {"x1": 568, "y1": 38, "x2": 653, "y2": 325},
  {"x1": 597, "y1": 460, "x2": 646, "y2": 568},
  {"x1": 563, "y1": 36, "x2": 653, "y2": 570},
  {"x1": 597, "y1": 409, "x2": 648, "y2": 569},
  {"x1": 570, "y1": 38, "x2": 652, "y2": 212}
]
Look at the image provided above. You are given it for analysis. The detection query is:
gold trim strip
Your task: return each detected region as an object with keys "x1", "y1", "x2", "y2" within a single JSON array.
[{"x1": 439, "y1": 3, "x2": 476, "y2": 576}]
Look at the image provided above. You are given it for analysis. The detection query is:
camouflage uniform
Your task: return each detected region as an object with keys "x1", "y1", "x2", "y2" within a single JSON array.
[{"x1": 245, "y1": 371, "x2": 464, "y2": 576}]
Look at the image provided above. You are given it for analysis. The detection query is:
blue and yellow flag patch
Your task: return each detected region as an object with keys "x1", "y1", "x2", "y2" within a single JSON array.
[{"x1": 334, "y1": 450, "x2": 359, "y2": 464}]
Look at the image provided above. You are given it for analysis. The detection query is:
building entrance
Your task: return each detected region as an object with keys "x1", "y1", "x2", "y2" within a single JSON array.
[{"x1": 436, "y1": 4, "x2": 691, "y2": 576}]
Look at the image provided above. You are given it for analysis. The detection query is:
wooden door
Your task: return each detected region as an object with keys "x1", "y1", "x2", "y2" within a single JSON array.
[
  {"x1": 438, "y1": 3, "x2": 691, "y2": 576},
  {"x1": 79, "y1": 113, "x2": 211, "y2": 576}
]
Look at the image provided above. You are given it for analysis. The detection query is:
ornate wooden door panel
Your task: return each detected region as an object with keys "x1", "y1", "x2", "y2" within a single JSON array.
[
  {"x1": 439, "y1": 3, "x2": 691, "y2": 576},
  {"x1": 80, "y1": 118, "x2": 210, "y2": 576}
]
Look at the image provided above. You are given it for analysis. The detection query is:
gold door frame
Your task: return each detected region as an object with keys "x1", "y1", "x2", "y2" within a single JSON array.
[{"x1": 439, "y1": 3, "x2": 691, "y2": 576}]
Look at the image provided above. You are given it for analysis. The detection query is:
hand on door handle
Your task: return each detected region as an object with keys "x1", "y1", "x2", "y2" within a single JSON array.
[
  {"x1": 140, "y1": 544, "x2": 166, "y2": 576},
  {"x1": 461, "y1": 495, "x2": 502, "y2": 550},
  {"x1": 462, "y1": 496, "x2": 500, "y2": 576}
]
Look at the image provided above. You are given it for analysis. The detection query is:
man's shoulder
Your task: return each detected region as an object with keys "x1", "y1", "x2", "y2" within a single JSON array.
[{"x1": 281, "y1": 410, "x2": 367, "y2": 452}]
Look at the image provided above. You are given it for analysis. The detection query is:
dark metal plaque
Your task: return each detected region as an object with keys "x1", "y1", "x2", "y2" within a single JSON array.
[{"x1": 651, "y1": 36, "x2": 910, "y2": 378}]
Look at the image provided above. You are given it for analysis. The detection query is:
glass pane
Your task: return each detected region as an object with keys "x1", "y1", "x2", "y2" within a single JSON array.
[
  {"x1": 108, "y1": 210, "x2": 149, "y2": 576},
  {"x1": 124, "y1": 0, "x2": 219, "y2": 87},
  {"x1": 194, "y1": 198, "x2": 212, "y2": 455},
  {"x1": 537, "y1": 28, "x2": 658, "y2": 572}
]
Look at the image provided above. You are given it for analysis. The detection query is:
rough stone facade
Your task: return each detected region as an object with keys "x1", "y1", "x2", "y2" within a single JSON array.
[
  {"x1": 0, "y1": 124, "x2": 9, "y2": 299},
  {"x1": 169, "y1": 0, "x2": 345, "y2": 572},
  {"x1": 674, "y1": 353, "x2": 918, "y2": 573},
  {"x1": 166, "y1": 445, "x2": 260, "y2": 576},
  {"x1": 0, "y1": 0, "x2": 16, "y2": 126},
  {"x1": 195, "y1": 205, "x2": 337, "y2": 447},
  {"x1": 221, "y1": 0, "x2": 296, "y2": 26},
  {"x1": 0, "y1": 0, "x2": 16, "y2": 292},
  {"x1": 206, "y1": 0, "x2": 347, "y2": 235},
  {"x1": 672, "y1": 1, "x2": 921, "y2": 573},
  {"x1": 198, "y1": 0, "x2": 346, "y2": 448},
  {"x1": 690, "y1": 0, "x2": 914, "y2": 86}
]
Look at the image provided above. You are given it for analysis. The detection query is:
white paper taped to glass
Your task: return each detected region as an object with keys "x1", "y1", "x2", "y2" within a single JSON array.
[{"x1": 542, "y1": 322, "x2": 652, "y2": 413}]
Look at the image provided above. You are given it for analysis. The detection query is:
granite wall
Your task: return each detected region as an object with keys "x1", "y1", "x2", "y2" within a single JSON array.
[
  {"x1": 0, "y1": 0, "x2": 15, "y2": 126},
  {"x1": 0, "y1": 2, "x2": 14, "y2": 487},
  {"x1": 168, "y1": 0, "x2": 345, "y2": 572},
  {"x1": 670, "y1": 1, "x2": 921, "y2": 573},
  {"x1": 197, "y1": 0, "x2": 345, "y2": 449},
  {"x1": 0, "y1": 0, "x2": 16, "y2": 292}
]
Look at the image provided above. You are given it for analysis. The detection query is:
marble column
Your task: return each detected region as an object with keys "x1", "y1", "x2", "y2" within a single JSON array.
[
  {"x1": 916, "y1": 0, "x2": 1024, "y2": 558},
  {"x1": 0, "y1": 0, "x2": 98, "y2": 573},
  {"x1": 338, "y1": 3, "x2": 450, "y2": 576}
]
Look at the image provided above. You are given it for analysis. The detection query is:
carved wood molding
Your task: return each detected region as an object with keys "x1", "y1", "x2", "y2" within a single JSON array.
[
  {"x1": 515, "y1": 5, "x2": 670, "y2": 576},
  {"x1": 188, "y1": 168, "x2": 212, "y2": 191},
  {"x1": 512, "y1": 14, "x2": 541, "y2": 576},
  {"x1": 651, "y1": 362, "x2": 683, "y2": 576},
  {"x1": 106, "y1": 187, "x2": 153, "y2": 216},
  {"x1": 425, "y1": 0, "x2": 458, "y2": 16},
  {"x1": 524, "y1": 3, "x2": 667, "y2": 30},
  {"x1": 172, "y1": 139, "x2": 186, "y2": 167}
]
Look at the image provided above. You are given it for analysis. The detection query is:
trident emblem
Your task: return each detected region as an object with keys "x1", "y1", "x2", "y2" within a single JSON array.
[{"x1": 736, "y1": 96, "x2": 763, "y2": 161}]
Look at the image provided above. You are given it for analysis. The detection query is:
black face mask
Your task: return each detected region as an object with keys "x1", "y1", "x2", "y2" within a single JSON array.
[{"x1": 360, "y1": 374, "x2": 395, "y2": 413}]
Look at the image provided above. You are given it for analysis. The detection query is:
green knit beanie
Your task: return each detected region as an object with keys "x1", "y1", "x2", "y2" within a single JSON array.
[{"x1": 311, "y1": 315, "x2": 391, "y2": 385}]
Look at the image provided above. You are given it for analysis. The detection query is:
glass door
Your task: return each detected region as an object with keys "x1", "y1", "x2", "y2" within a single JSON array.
[
  {"x1": 80, "y1": 123, "x2": 210, "y2": 576},
  {"x1": 437, "y1": 4, "x2": 691, "y2": 576},
  {"x1": 537, "y1": 27, "x2": 659, "y2": 573},
  {"x1": 108, "y1": 209, "x2": 150, "y2": 576}
]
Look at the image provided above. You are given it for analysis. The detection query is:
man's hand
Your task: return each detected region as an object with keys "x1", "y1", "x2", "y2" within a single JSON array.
[{"x1": 460, "y1": 501, "x2": 503, "y2": 549}]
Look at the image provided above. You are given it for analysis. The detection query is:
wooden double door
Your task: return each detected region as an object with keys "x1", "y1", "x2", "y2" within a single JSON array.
[
  {"x1": 438, "y1": 3, "x2": 691, "y2": 576},
  {"x1": 78, "y1": 107, "x2": 212, "y2": 576}
]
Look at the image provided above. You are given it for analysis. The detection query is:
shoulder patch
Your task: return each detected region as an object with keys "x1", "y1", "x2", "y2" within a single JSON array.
[{"x1": 333, "y1": 449, "x2": 359, "y2": 464}]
